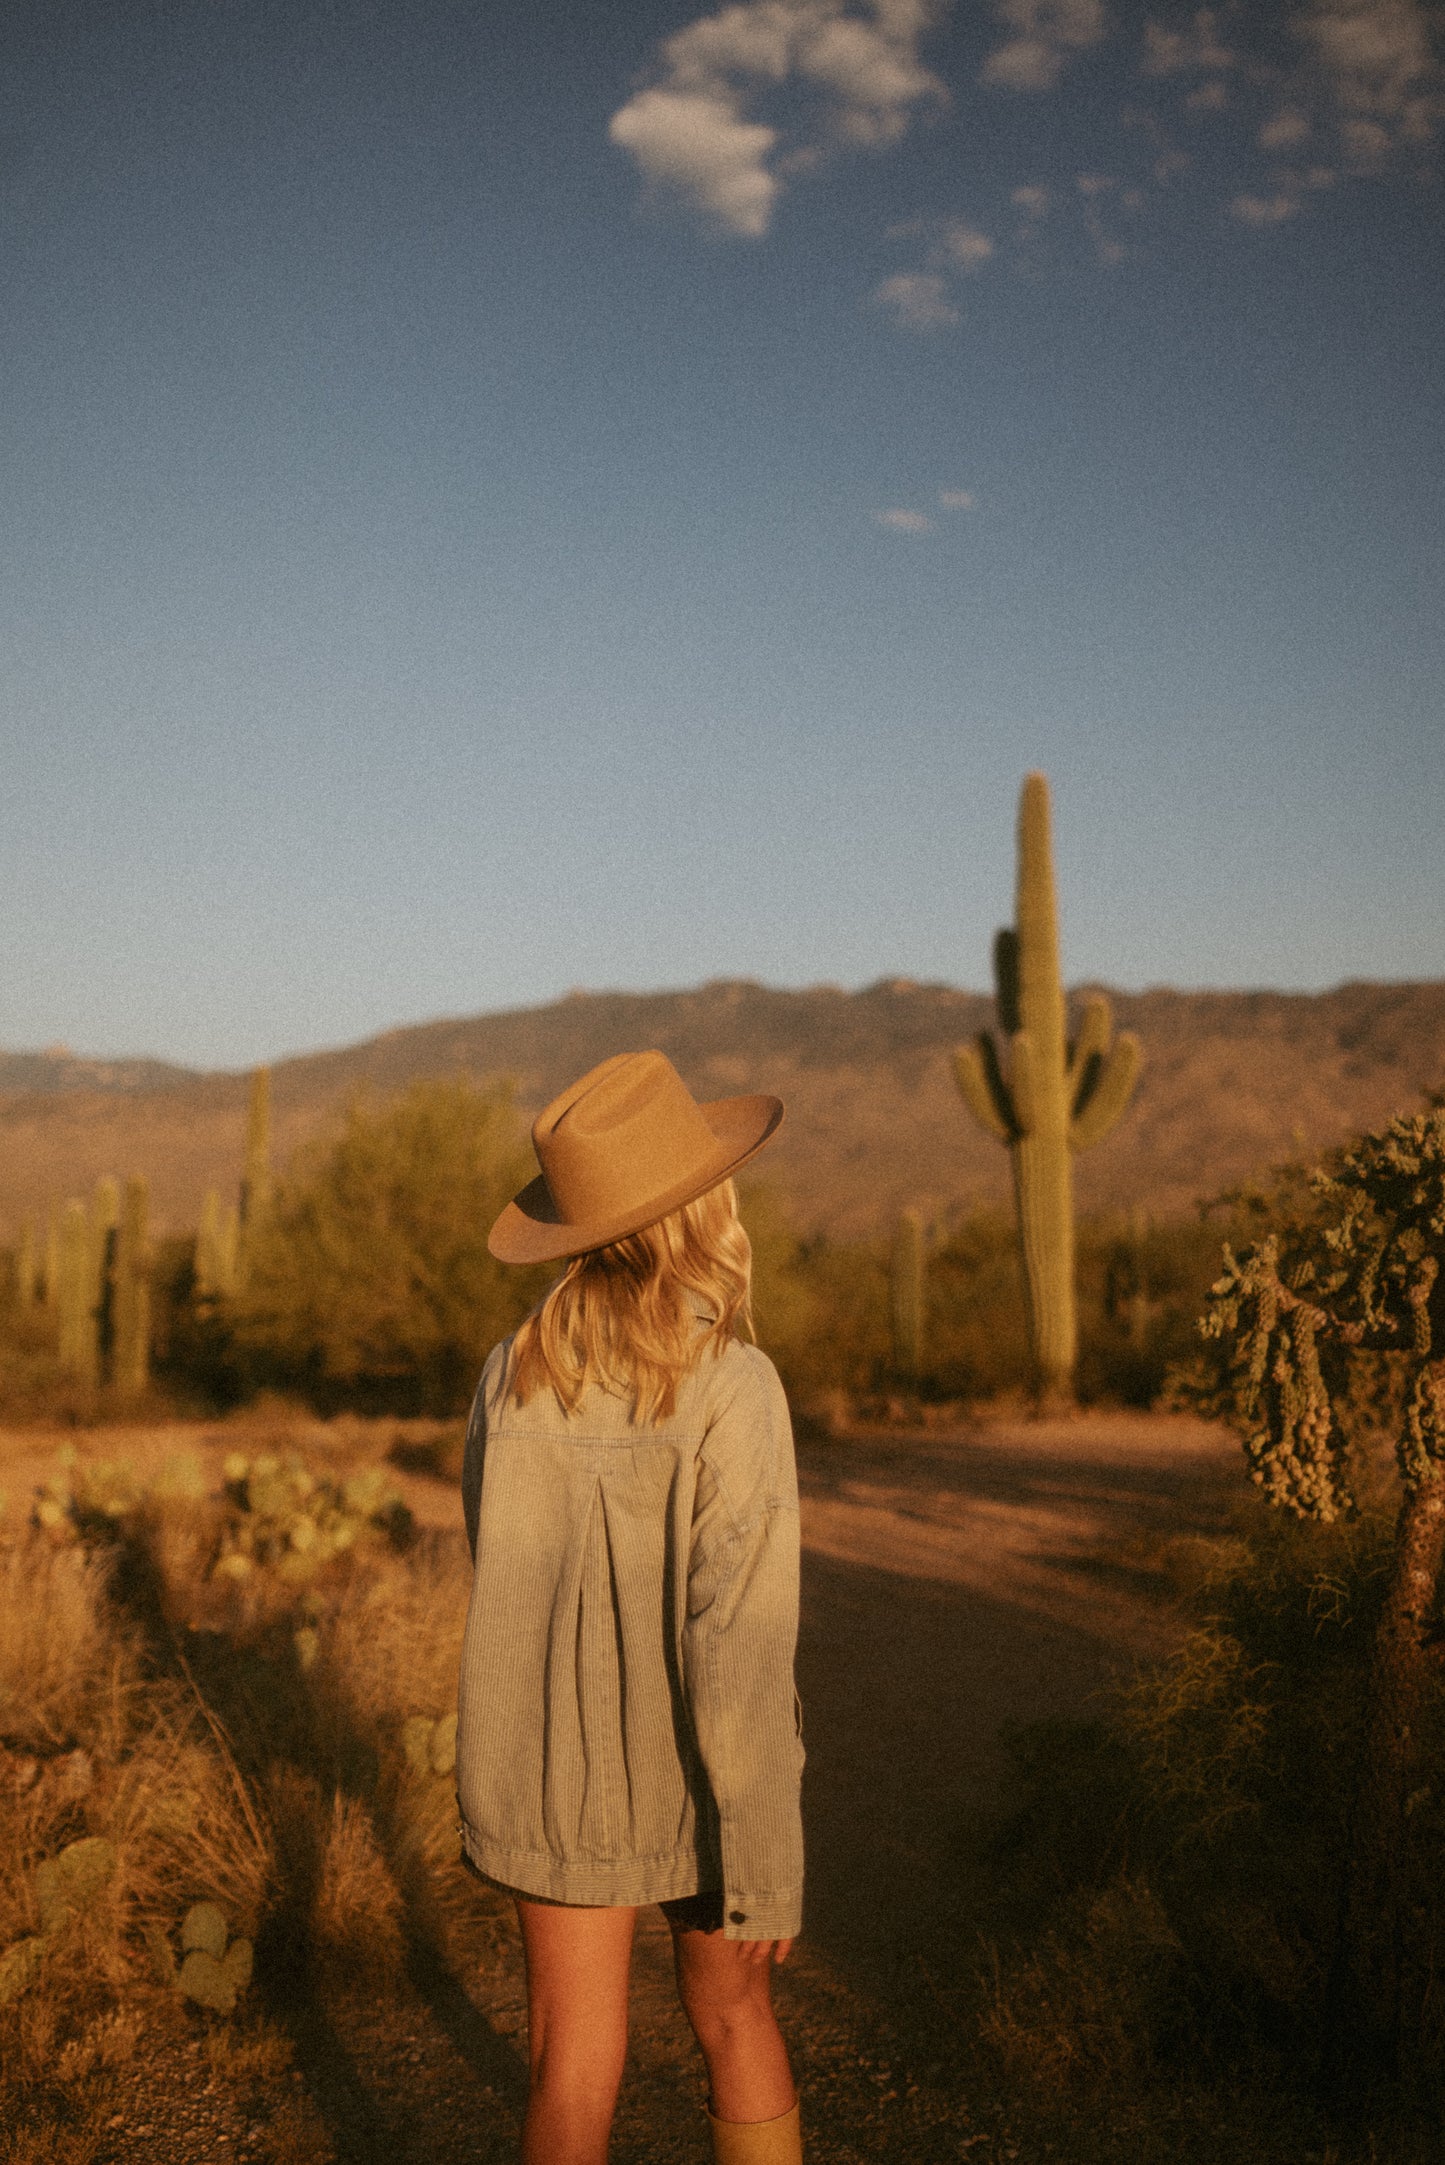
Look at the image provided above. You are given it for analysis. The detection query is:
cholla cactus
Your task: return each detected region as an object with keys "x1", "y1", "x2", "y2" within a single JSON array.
[
  {"x1": 891, "y1": 1209, "x2": 927, "y2": 1381},
  {"x1": 1195, "y1": 1107, "x2": 1445, "y2": 2078},
  {"x1": 954, "y1": 773, "x2": 1140, "y2": 1401}
]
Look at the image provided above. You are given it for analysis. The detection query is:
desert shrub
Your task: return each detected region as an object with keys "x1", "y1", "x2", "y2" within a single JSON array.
[
  {"x1": 977, "y1": 1497, "x2": 1445, "y2": 2144},
  {"x1": 232, "y1": 1078, "x2": 548, "y2": 1413}
]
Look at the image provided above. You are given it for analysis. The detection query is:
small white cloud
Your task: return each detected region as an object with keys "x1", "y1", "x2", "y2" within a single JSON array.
[
  {"x1": 939, "y1": 489, "x2": 975, "y2": 509},
  {"x1": 875, "y1": 507, "x2": 934, "y2": 531},
  {"x1": 1230, "y1": 190, "x2": 1301, "y2": 224},
  {"x1": 872, "y1": 271, "x2": 959, "y2": 328},
  {"x1": 608, "y1": 90, "x2": 779, "y2": 236},
  {"x1": 1259, "y1": 108, "x2": 1311, "y2": 148},
  {"x1": 940, "y1": 220, "x2": 995, "y2": 268},
  {"x1": 1141, "y1": 9, "x2": 1235, "y2": 76},
  {"x1": 1076, "y1": 171, "x2": 1115, "y2": 195},
  {"x1": 981, "y1": 0, "x2": 1107, "y2": 92},
  {"x1": 1186, "y1": 77, "x2": 1229, "y2": 109},
  {"x1": 609, "y1": 0, "x2": 947, "y2": 237},
  {"x1": 1011, "y1": 182, "x2": 1052, "y2": 216}
]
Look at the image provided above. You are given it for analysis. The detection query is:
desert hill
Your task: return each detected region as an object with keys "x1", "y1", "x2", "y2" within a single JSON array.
[{"x1": 2, "y1": 978, "x2": 1443, "y2": 1242}]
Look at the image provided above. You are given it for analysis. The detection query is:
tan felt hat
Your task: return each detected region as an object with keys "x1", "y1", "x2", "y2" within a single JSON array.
[{"x1": 488, "y1": 1050, "x2": 783, "y2": 1266}]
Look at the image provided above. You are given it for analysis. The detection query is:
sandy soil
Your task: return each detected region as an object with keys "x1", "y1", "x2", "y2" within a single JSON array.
[{"x1": 2, "y1": 1409, "x2": 1238, "y2": 2162}]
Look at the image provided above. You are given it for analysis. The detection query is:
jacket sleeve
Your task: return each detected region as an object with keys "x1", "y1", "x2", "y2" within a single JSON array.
[{"x1": 682, "y1": 1352, "x2": 804, "y2": 1942}]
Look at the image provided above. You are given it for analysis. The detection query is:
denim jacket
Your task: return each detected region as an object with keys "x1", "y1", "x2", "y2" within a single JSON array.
[{"x1": 456, "y1": 1327, "x2": 804, "y2": 1940}]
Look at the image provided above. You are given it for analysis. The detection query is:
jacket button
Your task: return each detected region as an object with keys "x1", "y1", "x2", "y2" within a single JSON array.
[{"x1": 729, "y1": 1911, "x2": 746, "y2": 1925}]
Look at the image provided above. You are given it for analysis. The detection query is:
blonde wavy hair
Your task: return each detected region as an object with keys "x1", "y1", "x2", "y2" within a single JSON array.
[{"x1": 507, "y1": 1178, "x2": 752, "y2": 1422}]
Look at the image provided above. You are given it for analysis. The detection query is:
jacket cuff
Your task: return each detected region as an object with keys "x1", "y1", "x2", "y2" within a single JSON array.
[{"x1": 721, "y1": 1890, "x2": 802, "y2": 1941}]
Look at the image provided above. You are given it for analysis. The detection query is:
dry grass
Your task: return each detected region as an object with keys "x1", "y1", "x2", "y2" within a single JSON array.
[{"x1": 0, "y1": 1426, "x2": 469, "y2": 2153}]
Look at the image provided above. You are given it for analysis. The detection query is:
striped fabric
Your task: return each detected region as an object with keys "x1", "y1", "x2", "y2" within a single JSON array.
[{"x1": 456, "y1": 1331, "x2": 804, "y2": 1940}]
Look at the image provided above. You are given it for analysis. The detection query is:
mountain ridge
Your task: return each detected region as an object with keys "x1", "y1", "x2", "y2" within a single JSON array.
[{"x1": 3, "y1": 978, "x2": 1443, "y2": 1241}]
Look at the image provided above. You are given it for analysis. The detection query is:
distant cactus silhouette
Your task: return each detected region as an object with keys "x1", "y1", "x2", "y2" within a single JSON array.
[
  {"x1": 890, "y1": 1209, "x2": 926, "y2": 1382},
  {"x1": 56, "y1": 1201, "x2": 98, "y2": 1385},
  {"x1": 953, "y1": 773, "x2": 1141, "y2": 1401},
  {"x1": 238, "y1": 1067, "x2": 273, "y2": 1283},
  {"x1": 195, "y1": 1187, "x2": 240, "y2": 1300},
  {"x1": 112, "y1": 1176, "x2": 151, "y2": 1397}
]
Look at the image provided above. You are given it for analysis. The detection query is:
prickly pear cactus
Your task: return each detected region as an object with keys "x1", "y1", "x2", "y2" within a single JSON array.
[
  {"x1": 177, "y1": 1901, "x2": 254, "y2": 2014},
  {"x1": 891, "y1": 1210, "x2": 926, "y2": 1381},
  {"x1": 953, "y1": 773, "x2": 1141, "y2": 1401},
  {"x1": 0, "y1": 1936, "x2": 44, "y2": 2005},
  {"x1": 214, "y1": 1453, "x2": 413, "y2": 1583},
  {"x1": 36, "y1": 1835, "x2": 117, "y2": 1933},
  {"x1": 402, "y1": 1712, "x2": 458, "y2": 1776}
]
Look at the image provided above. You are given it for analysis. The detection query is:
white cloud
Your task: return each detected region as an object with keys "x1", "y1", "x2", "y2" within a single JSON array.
[
  {"x1": 1011, "y1": 182, "x2": 1052, "y2": 215},
  {"x1": 875, "y1": 507, "x2": 934, "y2": 530},
  {"x1": 872, "y1": 271, "x2": 959, "y2": 327},
  {"x1": 981, "y1": 0, "x2": 1107, "y2": 91},
  {"x1": 1230, "y1": 189, "x2": 1301, "y2": 223},
  {"x1": 608, "y1": 91, "x2": 780, "y2": 236},
  {"x1": 940, "y1": 219, "x2": 995, "y2": 267},
  {"x1": 939, "y1": 488, "x2": 975, "y2": 508},
  {"x1": 1186, "y1": 76, "x2": 1229, "y2": 108},
  {"x1": 1296, "y1": 0, "x2": 1444, "y2": 156},
  {"x1": 609, "y1": 0, "x2": 945, "y2": 235},
  {"x1": 1076, "y1": 170, "x2": 1115, "y2": 194},
  {"x1": 1141, "y1": 9, "x2": 1235, "y2": 75},
  {"x1": 1259, "y1": 107, "x2": 1311, "y2": 148}
]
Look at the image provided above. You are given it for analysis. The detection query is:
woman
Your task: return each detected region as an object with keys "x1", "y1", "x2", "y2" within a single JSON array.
[{"x1": 457, "y1": 1050, "x2": 805, "y2": 2165}]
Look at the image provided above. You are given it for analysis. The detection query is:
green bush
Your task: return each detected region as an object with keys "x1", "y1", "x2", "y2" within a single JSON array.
[{"x1": 232, "y1": 1079, "x2": 548, "y2": 1413}]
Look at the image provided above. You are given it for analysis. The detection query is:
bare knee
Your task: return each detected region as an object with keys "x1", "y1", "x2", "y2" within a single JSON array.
[{"x1": 675, "y1": 1939, "x2": 776, "y2": 2044}]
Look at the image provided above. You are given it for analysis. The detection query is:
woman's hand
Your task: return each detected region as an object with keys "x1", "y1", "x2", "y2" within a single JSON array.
[{"x1": 739, "y1": 1936, "x2": 794, "y2": 1966}]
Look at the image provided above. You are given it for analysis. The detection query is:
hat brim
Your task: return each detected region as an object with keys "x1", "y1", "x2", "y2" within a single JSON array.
[{"x1": 487, "y1": 1093, "x2": 784, "y2": 1266}]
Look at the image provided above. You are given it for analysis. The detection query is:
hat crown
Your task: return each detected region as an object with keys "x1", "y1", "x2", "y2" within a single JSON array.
[{"x1": 533, "y1": 1052, "x2": 731, "y2": 1232}]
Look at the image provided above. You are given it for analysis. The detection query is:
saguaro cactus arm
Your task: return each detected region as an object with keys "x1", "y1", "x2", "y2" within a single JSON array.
[
  {"x1": 953, "y1": 1038, "x2": 1015, "y2": 1142},
  {"x1": 1070, "y1": 1031, "x2": 1142, "y2": 1152}
]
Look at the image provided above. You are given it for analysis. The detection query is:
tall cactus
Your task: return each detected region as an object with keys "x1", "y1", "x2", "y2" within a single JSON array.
[
  {"x1": 195, "y1": 1187, "x2": 240, "y2": 1301},
  {"x1": 112, "y1": 1176, "x2": 152, "y2": 1397},
  {"x1": 238, "y1": 1067, "x2": 273, "y2": 1285},
  {"x1": 91, "y1": 1176, "x2": 120, "y2": 1380},
  {"x1": 56, "y1": 1200, "x2": 99, "y2": 1386},
  {"x1": 953, "y1": 773, "x2": 1141, "y2": 1402},
  {"x1": 891, "y1": 1209, "x2": 927, "y2": 1382}
]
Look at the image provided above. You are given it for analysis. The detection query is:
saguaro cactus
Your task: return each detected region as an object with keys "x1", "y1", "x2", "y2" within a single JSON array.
[
  {"x1": 112, "y1": 1176, "x2": 151, "y2": 1397},
  {"x1": 891, "y1": 1209, "x2": 926, "y2": 1381},
  {"x1": 238, "y1": 1067, "x2": 273, "y2": 1284},
  {"x1": 56, "y1": 1201, "x2": 99, "y2": 1386},
  {"x1": 195, "y1": 1188, "x2": 241, "y2": 1301},
  {"x1": 953, "y1": 773, "x2": 1141, "y2": 1402}
]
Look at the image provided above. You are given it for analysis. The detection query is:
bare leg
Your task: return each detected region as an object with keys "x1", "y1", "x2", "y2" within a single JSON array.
[
  {"x1": 671, "y1": 1926, "x2": 796, "y2": 2125},
  {"x1": 515, "y1": 1898, "x2": 636, "y2": 2165}
]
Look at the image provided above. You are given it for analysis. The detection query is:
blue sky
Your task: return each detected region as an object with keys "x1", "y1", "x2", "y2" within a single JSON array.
[{"x1": 3, "y1": 0, "x2": 1442, "y2": 1067}]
